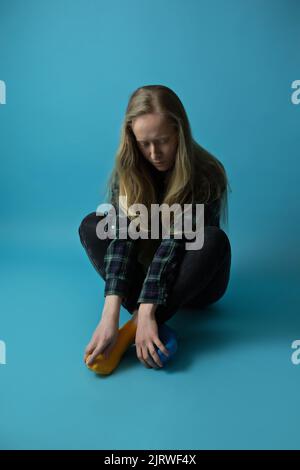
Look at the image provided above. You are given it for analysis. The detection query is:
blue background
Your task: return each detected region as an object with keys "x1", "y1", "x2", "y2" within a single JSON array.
[{"x1": 1, "y1": 0, "x2": 300, "y2": 450}]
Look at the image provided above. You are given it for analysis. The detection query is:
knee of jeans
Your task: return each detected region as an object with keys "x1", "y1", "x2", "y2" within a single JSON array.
[
  {"x1": 204, "y1": 226, "x2": 231, "y2": 257},
  {"x1": 78, "y1": 211, "x2": 97, "y2": 242}
]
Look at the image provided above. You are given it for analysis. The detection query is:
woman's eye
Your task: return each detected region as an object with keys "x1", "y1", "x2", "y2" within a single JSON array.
[{"x1": 141, "y1": 139, "x2": 168, "y2": 147}]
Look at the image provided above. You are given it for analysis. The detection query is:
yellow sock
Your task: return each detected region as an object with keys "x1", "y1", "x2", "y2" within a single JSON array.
[{"x1": 85, "y1": 318, "x2": 137, "y2": 375}]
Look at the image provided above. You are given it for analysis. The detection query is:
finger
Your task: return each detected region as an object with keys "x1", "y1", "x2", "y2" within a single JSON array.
[
  {"x1": 102, "y1": 343, "x2": 114, "y2": 359},
  {"x1": 85, "y1": 344, "x2": 93, "y2": 355},
  {"x1": 155, "y1": 339, "x2": 170, "y2": 357},
  {"x1": 84, "y1": 352, "x2": 90, "y2": 363},
  {"x1": 148, "y1": 344, "x2": 163, "y2": 368},
  {"x1": 137, "y1": 346, "x2": 151, "y2": 368},
  {"x1": 84, "y1": 343, "x2": 95, "y2": 362},
  {"x1": 87, "y1": 346, "x2": 104, "y2": 365},
  {"x1": 85, "y1": 341, "x2": 95, "y2": 356},
  {"x1": 142, "y1": 346, "x2": 156, "y2": 369},
  {"x1": 148, "y1": 355, "x2": 160, "y2": 369}
]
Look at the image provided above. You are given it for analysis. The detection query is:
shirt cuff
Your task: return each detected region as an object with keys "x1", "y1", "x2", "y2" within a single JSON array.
[
  {"x1": 104, "y1": 277, "x2": 128, "y2": 298},
  {"x1": 137, "y1": 283, "x2": 168, "y2": 306}
]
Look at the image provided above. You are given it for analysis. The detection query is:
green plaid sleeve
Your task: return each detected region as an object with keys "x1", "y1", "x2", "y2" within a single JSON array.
[
  {"x1": 104, "y1": 237, "x2": 136, "y2": 298},
  {"x1": 103, "y1": 180, "x2": 137, "y2": 298},
  {"x1": 137, "y1": 238, "x2": 186, "y2": 306}
]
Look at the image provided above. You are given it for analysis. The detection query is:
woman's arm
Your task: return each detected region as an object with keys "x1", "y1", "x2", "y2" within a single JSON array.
[{"x1": 84, "y1": 294, "x2": 122, "y2": 365}]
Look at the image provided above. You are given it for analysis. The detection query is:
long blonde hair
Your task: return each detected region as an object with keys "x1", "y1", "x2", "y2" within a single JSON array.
[{"x1": 105, "y1": 85, "x2": 231, "y2": 229}]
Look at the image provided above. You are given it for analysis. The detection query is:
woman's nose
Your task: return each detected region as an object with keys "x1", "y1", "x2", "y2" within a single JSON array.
[{"x1": 150, "y1": 143, "x2": 161, "y2": 157}]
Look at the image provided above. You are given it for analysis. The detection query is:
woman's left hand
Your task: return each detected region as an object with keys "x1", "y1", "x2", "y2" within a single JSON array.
[{"x1": 135, "y1": 307, "x2": 170, "y2": 369}]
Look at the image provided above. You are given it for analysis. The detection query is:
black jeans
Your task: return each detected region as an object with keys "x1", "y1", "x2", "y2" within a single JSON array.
[{"x1": 78, "y1": 212, "x2": 231, "y2": 325}]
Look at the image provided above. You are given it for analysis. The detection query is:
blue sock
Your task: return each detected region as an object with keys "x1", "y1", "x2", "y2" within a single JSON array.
[{"x1": 156, "y1": 323, "x2": 178, "y2": 365}]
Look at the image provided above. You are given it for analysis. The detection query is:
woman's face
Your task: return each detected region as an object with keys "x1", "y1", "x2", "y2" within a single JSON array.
[{"x1": 131, "y1": 113, "x2": 178, "y2": 172}]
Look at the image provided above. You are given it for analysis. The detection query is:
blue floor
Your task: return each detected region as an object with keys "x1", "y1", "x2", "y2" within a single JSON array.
[{"x1": 1, "y1": 223, "x2": 299, "y2": 450}]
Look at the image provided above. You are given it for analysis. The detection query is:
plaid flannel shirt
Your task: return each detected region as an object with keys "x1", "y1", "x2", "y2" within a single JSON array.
[{"x1": 103, "y1": 176, "x2": 221, "y2": 307}]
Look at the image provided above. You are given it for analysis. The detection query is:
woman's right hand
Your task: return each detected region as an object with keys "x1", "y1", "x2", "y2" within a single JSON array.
[{"x1": 84, "y1": 315, "x2": 119, "y2": 366}]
